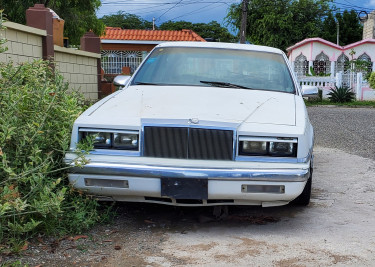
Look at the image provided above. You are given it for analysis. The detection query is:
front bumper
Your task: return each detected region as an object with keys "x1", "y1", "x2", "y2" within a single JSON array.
[{"x1": 66, "y1": 153, "x2": 310, "y2": 207}]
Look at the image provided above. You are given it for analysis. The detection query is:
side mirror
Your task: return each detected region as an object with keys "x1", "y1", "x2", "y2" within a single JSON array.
[
  {"x1": 113, "y1": 75, "x2": 131, "y2": 88},
  {"x1": 301, "y1": 85, "x2": 318, "y2": 97}
]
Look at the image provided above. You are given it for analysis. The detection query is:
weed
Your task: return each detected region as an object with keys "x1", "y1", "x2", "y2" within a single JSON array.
[{"x1": 0, "y1": 60, "x2": 107, "y2": 253}]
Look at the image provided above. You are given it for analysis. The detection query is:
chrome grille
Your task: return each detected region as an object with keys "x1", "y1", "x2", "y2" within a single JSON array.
[{"x1": 143, "y1": 126, "x2": 233, "y2": 160}]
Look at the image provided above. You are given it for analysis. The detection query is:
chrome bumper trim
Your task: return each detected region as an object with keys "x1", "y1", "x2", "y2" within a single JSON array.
[{"x1": 69, "y1": 162, "x2": 310, "y2": 182}]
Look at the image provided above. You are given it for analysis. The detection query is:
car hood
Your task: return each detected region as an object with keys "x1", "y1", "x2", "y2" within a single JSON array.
[{"x1": 85, "y1": 85, "x2": 296, "y2": 127}]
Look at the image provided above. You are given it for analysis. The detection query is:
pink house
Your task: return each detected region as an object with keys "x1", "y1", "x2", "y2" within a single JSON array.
[{"x1": 286, "y1": 38, "x2": 375, "y2": 100}]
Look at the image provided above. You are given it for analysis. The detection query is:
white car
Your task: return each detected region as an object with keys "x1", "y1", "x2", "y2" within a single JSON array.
[{"x1": 65, "y1": 42, "x2": 317, "y2": 207}]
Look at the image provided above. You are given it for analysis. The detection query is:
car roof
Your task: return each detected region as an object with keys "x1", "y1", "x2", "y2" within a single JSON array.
[{"x1": 155, "y1": 41, "x2": 284, "y2": 55}]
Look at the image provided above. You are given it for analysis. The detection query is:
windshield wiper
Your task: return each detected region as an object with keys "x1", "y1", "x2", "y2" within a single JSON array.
[
  {"x1": 200, "y1": 80, "x2": 252, "y2": 89},
  {"x1": 133, "y1": 82, "x2": 159, "y2": 85}
]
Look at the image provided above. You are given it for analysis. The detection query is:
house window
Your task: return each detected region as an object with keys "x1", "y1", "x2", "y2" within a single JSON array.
[
  {"x1": 294, "y1": 53, "x2": 308, "y2": 77},
  {"x1": 357, "y1": 53, "x2": 373, "y2": 79},
  {"x1": 101, "y1": 50, "x2": 144, "y2": 74},
  {"x1": 336, "y1": 53, "x2": 349, "y2": 73},
  {"x1": 336, "y1": 53, "x2": 350, "y2": 87},
  {"x1": 313, "y1": 52, "x2": 330, "y2": 75}
]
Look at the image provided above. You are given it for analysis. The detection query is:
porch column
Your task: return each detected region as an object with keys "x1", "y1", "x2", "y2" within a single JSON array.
[
  {"x1": 372, "y1": 62, "x2": 375, "y2": 72},
  {"x1": 336, "y1": 72, "x2": 342, "y2": 88},
  {"x1": 356, "y1": 72, "x2": 363, "y2": 101},
  {"x1": 330, "y1": 61, "x2": 335, "y2": 78}
]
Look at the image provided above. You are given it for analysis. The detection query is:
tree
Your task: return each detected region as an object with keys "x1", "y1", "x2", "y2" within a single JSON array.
[
  {"x1": 321, "y1": 12, "x2": 337, "y2": 43},
  {"x1": 0, "y1": 10, "x2": 7, "y2": 53},
  {"x1": 0, "y1": 0, "x2": 104, "y2": 45},
  {"x1": 321, "y1": 10, "x2": 363, "y2": 46},
  {"x1": 160, "y1": 20, "x2": 236, "y2": 43},
  {"x1": 225, "y1": 0, "x2": 332, "y2": 50},
  {"x1": 100, "y1": 11, "x2": 153, "y2": 30},
  {"x1": 159, "y1": 20, "x2": 194, "y2": 31},
  {"x1": 335, "y1": 10, "x2": 362, "y2": 46}
]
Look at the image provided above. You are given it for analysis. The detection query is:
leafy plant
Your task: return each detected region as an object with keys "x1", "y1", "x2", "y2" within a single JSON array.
[
  {"x1": 369, "y1": 72, "x2": 375, "y2": 89},
  {"x1": 309, "y1": 66, "x2": 317, "y2": 76},
  {"x1": 305, "y1": 66, "x2": 330, "y2": 77},
  {"x1": 327, "y1": 85, "x2": 355, "y2": 103},
  {"x1": 0, "y1": 0, "x2": 104, "y2": 45},
  {"x1": 0, "y1": 59, "x2": 107, "y2": 253},
  {"x1": 0, "y1": 10, "x2": 8, "y2": 53}
]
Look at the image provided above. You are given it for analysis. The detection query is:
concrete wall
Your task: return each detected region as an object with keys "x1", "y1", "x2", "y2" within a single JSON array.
[
  {"x1": 0, "y1": 21, "x2": 100, "y2": 100},
  {"x1": 363, "y1": 11, "x2": 375, "y2": 40},
  {"x1": 0, "y1": 22, "x2": 44, "y2": 63},
  {"x1": 54, "y1": 46, "x2": 100, "y2": 100}
]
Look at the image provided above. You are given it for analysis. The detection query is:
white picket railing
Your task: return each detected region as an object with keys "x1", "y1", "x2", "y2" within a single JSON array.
[
  {"x1": 298, "y1": 76, "x2": 336, "y2": 88},
  {"x1": 297, "y1": 72, "x2": 375, "y2": 100}
]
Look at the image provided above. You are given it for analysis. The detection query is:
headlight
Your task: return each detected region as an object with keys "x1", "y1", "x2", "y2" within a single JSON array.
[
  {"x1": 269, "y1": 142, "x2": 295, "y2": 156},
  {"x1": 83, "y1": 132, "x2": 112, "y2": 148},
  {"x1": 239, "y1": 137, "x2": 297, "y2": 157},
  {"x1": 241, "y1": 141, "x2": 268, "y2": 155},
  {"x1": 113, "y1": 133, "x2": 138, "y2": 150},
  {"x1": 80, "y1": 129, "x2": 139, "y2": 150}
]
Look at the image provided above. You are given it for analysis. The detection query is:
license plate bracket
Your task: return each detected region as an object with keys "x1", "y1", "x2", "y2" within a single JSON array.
[{"x1": 161, "y1": 178, "x2": 208, "y2": 200}]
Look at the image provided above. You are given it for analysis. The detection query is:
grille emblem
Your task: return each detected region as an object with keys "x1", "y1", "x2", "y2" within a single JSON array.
[{"x1": 189, "y1": 118, "x2": 199, "y2": 124}]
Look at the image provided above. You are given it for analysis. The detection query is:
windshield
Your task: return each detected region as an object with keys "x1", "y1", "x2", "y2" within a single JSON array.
[{"x1": 131, "y1": 47, "x2": 296, "y2": 93}]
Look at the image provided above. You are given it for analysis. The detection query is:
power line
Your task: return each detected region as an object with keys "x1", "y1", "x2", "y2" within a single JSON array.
[
  {"x1": 168, "y1": 2, "x2": 228, "y2": 21},
  {"x1": 98, "y1": 0, "x2": 238, "y2": 16},
  {"x1": 98, "y1": 0, "x2": 239, "y2": 22},
  {"x1": 98, "y1": 2, "x2": 197, "y2": 16},
  {"x1": 100, "y1": 1, "x2": 237, "y2": 5},
  {"x1": 156, "y1": 0, "x2": 183, "y2": 21},
  {"x1": 331, "y1": 0, "x2": 374, "y2": 11}
]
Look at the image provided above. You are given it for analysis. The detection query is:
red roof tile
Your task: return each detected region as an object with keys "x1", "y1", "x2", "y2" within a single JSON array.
[{"x1": 101, "y1": 27, "x2": 206, "y2": 42}]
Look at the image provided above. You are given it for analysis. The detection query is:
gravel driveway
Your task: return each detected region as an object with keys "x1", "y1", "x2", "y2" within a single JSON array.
[
  {"x1": 4, "y1": 106, "x2": 375, "y2": 267},
  {"x1": 308, "y1": 106, "x2": 375, "y2": 160}
]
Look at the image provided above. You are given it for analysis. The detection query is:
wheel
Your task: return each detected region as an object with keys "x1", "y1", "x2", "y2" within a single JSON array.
[{"x1": 291, "y1": 170, "x2": 312, "y2": 206}]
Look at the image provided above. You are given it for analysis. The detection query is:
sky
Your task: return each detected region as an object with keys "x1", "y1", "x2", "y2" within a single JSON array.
[{"x1": 97, "y1": 0, "x2": 375, "y2": 33}]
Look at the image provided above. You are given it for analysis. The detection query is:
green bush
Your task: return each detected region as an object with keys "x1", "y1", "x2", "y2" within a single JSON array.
[
  {"x1": 0, "y1": 60, "x2": 105, "y2": 252},
  {"x1": 327, "y1": 85, "x2": 355, "y2": 103},
  {"x1": 369, "y1": 72, "x2": 375, "y2": 89}
]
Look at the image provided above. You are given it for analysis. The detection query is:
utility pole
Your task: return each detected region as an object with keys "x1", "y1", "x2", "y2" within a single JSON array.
[
  {"x1": 336, "y1": 20, "x2": 339, "y2": 45},
  {"x1": 240, "y1": 0, "x2": 249, "y2": 44},
  {"x1": 153, "y1": 17, "x2": 155, "y2": 30}
]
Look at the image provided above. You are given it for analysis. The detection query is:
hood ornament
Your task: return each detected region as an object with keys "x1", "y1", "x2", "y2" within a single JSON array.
[{"x1": 189, "y1": 118, "x2": 199, "y2": 124}]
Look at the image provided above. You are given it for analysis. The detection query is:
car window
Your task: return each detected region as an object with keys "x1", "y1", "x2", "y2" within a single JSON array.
[{"x1": 132, "y1": 47, "x2": 295, "y2": 93}]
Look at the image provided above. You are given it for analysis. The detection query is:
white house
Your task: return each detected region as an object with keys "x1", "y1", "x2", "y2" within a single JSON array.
[
  {"x1": 287, "y1": 38, "x2": 375, "y2": 100},
  {"x1": 287, "y1": 37, "x2": 375, "y2": 78},
  {"x1": 287, "y1": 11, "x2": 375, "y2": 100}
]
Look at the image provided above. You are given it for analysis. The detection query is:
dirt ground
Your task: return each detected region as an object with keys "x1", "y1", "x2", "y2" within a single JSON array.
[{"x1": 3, "y1": 145, "x2": 375, "y2": 266}]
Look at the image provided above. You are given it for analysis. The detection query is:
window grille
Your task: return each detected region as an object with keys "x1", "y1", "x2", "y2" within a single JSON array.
[
  {"x1": 313, "y1": 52, "x2": 330, "y2": 75},
  {"x1": 336, "y1": 53, "x2": 350, "y2": 87},
  {"x1": 101, "y1": 50, "x2": 145, "y2": 74},
  {"x1": 294, "y1": 53, "x2": 308, "y2": 77},
  {"x1": 357, "y1": 53, "x2": 373, "y2": 79},
  {"x1": 336, "y1": 53, "x2": 349, "y2": 73}
]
